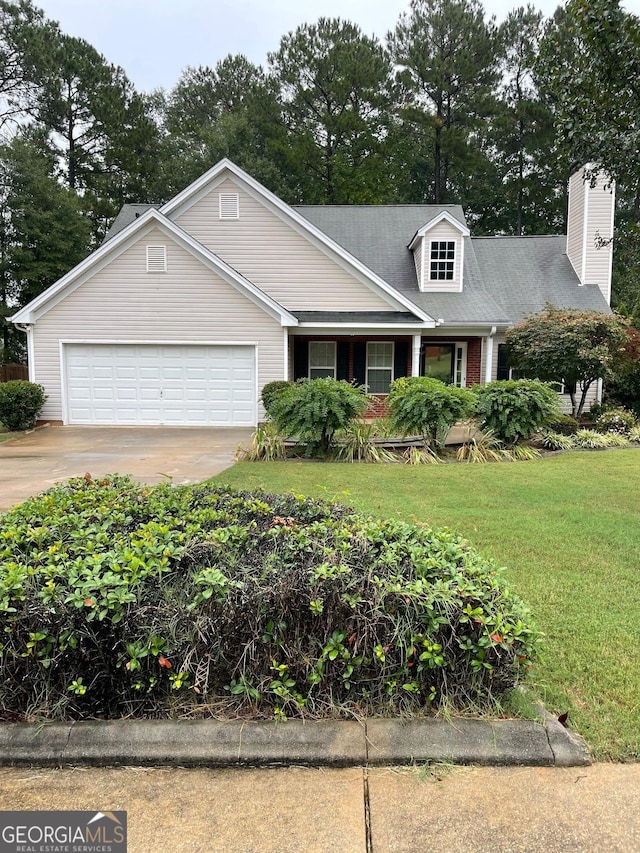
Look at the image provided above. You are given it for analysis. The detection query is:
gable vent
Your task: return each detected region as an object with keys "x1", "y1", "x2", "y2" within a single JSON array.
[
  {"x1": 146, "y1": 245, "x2": 167, "y2": 273},
  {"x1": 219, "y1": 192, "x2": 240, "y2": 220}
]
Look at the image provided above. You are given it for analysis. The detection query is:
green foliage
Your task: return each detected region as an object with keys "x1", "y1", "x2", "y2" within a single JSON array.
[
  {"x1": 387, "y1": 377, "x2": 476, "y2": 447},
  {"x1": 506, "y1": 307, "x2": 634, "y2": 418},
  {"x1": 473, "y1": 380, "x2": 559, "y2": 445},
  {"x1": 543, "y1": 413, "x2": 579, "y2": 435},
  {"x1": 237, "y1": 422, "x2": 286, "y2": 462},
  {"x1": 595, "y1": 408, "x2": 636, "y2": 434},
  {"x1": 456, "y1": 429, "x2": 510, "y2": 463},
  {"x1": 270, "y1": 378, "x2": 368, "y2": 457},
  {"x1": 573, "y1": 429, "x2": 619, "y2": 449},
  {"x1": 603, "y1": 363, "x2": 640, "y2": 418},
  {"x1": 537, "y1": 431, "x2": 575, "y2": 451},
  {"x1": 0, "y1": 475, "x2": 539, "y2": 720},
  {"x1": 538, "y1": 0, "x2": 640, "y2": 197},
  {"x1": 0, "y1": 379, "x2": 46, "y2": 429},
  {"x1": 268, "y1": 18, "x2": 395, "y2": 203},
  {"x1": 260, "y1": 380, "x2": 292, "y2": 417},
  {"x1": 335, "y1": 420, "x2": 397, "y2": 463}
]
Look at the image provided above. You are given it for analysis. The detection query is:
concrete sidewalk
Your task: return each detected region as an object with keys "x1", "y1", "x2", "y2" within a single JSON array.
[{"x1": 1, "y1": 763, "x2": 639, "y2": 852}]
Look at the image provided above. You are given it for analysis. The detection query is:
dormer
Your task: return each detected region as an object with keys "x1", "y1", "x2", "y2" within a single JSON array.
[{"x1": 408, "y1": 211, "x2": 470, "y2": 293}]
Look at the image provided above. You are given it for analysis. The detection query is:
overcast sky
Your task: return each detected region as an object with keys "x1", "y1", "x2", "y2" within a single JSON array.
[{"x1": 32, "y1": 0, "x2": 633, "y2": 94}]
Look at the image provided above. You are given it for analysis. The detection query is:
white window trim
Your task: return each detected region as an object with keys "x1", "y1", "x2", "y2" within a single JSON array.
[
  {"x1": 308, "y1": 341, "x2": 337, "y2": 379},
  {"x1": 219, "y1": 192, "x2": 240, "y2": 220},
  {"x1": 146, "y1": 245, "x2": 167, "y2": 273},
  {"x1": 428, "y1": 239, "x2": 456, "y2": 282},
  {"x1": 366, "y1": 341, "x2": 394, "y2": 394}
]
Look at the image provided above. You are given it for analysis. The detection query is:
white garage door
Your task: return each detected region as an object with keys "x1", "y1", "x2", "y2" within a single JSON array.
[{"x1": 65, "y1": 344, "x2": 256, "y2": 426}]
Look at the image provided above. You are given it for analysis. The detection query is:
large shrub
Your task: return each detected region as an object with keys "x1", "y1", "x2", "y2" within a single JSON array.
[
  {"x1": 260, "y1": 380, "x2": 292, "y2": 417},
  {"x1": 0, "y1": 476, "x2": 538, "y2": 721},
  {"x1": 270, "y1": 377, "x2": 368, "y2": 456},
  {"x1": 474, "y1": 380, "x2": 560, "y2": 444},
  {"x1": 0, "y1": 380, "x2": 47, "y2": 430},
  {"x1": 387, "y1": 377, "x2": 476, "y2": 447}
]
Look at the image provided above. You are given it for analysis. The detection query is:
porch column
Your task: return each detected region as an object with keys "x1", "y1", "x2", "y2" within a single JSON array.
[
  {"x1": 283, "y1": 329, "x2": 289, "y2": 381},
  {"x1": 484, "y1": 334, "x2": 494, "y2": 384},
  {"x1": 411, "y1": 334, "x2": 421, "y2": 377}
]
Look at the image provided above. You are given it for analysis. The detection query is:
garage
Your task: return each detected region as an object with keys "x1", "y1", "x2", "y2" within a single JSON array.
[{"x1": 64, "y1": 343, "x2": 257, "y2": 426}]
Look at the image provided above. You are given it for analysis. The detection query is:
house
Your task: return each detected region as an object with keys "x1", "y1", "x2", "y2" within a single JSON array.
[{"x1": 10, "y1": 160, "x2": 613, "y2": 427}]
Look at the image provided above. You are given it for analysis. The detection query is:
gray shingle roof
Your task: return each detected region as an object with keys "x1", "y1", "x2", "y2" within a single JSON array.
[
  {"x1": 296, "y1": 206, "x2": 510, "y2": 325},
  {"x1": 471, "y1": 236, "x2": 610, "y2": 321},
  {"x1": 104, "y1": 201, "x2": 610, "y2": 327},
  {"x1": 103, "y1": 204, "x2": 159, "y2": 242}
]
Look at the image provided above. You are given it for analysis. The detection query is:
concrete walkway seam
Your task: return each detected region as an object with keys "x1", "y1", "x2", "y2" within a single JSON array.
[{"x1": 0, "y1": 717, "x2": 591, "y2": 768}]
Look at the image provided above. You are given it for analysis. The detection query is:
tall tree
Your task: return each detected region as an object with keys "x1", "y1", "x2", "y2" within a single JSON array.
[
  {"x1": 35, "y1": 33, "x2": 160, "y2": 237},
  {"x1": 268, "y1": 18, "x2": 396, "y2": 204},
  {"x1": 0, "y1": 0, "x2": 58, "y2": 130},
  {"x1": 538, "y1": 0, "x2": 640, "y2": 197},
  {"x1": 388, "y1": 0, "x2": 499, "y2": 204},
  {"x1": 156, "y1": 55, "x2": 288, "y2": 200},
  {"x1": 491, "y1": 5, "x2": 563, "y2": 235},
  {"x1": 0, "y1": 132, "x2": 91, "y2": 360}
]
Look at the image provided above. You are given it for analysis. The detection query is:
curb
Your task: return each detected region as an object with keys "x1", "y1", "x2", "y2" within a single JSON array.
[{"x1": 0, "y1": 716, "x2": 591, "y2": 769}]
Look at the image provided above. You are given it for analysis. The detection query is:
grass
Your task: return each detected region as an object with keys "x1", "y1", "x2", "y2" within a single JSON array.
[{"x1": 214, "y1": 450, "x2": 640, "y2": 761}]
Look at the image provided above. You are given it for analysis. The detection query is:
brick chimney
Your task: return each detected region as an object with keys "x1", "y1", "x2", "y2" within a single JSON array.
[{"x1": 566, "y1": 166, "x2": 615, "y2": 305}]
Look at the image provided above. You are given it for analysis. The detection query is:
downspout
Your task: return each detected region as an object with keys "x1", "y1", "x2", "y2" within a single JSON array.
[{"x1": 484, "y1": 326, "x2": 497, "y2": 384}]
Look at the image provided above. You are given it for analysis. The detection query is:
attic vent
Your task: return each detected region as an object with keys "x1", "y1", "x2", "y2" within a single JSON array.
[
  {"x1": 146, "y1": 245, "x2": 167, "y2": 273},
  {"x1": 219, "y1": 193, "x2": 239, "y2": 220}
]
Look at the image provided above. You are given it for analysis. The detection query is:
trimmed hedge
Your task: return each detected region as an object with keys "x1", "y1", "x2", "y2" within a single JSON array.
[
  {"x1": 0, "y1": 476, "x2": 538, "y2": 721},
  {"x1": 0, "y1": 380, "x2": 47, "y2": 430}
]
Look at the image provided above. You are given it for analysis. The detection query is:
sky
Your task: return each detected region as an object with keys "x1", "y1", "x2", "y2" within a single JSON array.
[{"x1": 29, "y1": 0, "x2": 619, "y2": 94}]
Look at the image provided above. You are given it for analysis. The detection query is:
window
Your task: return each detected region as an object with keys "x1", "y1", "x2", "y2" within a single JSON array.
[
  {"x1": 367, "y1": 342, "x2": 393, "y2": 394},
  {"x1": 309, "y1": 341, "x2": 336, "y2": 379},
  {"x1": 219, "y1": 192, "x2": 239, "y2": 219},
  {"x1": 429, "y1": 240, "x2": 455, "y2": 280},
  {"x1": 146, "y1": 245, "x2": 166, "y2": 273}
]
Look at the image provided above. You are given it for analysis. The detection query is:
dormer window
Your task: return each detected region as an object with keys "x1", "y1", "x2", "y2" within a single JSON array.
[{"x1": 429, "y1": 240, "x2": 455, "y2": 281}]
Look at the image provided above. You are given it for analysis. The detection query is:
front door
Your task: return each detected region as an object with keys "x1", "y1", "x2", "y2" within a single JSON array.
[{"x1": 421, "y1": 343, "x2": 467, "y2": 386}]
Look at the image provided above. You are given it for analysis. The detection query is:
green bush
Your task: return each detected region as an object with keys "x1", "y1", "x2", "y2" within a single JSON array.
[
  {"x1": 0, "y1": 380, "x2": 47, "y2": 430},
  {"x1": 270, "y1": 378, "x2": 368, "y2": 456},
  {"x1": 387, "y1": 377, "x2": 476, "y2": 448},
  {"x1": 603, "y1": 365, "x2": 640, "y2": 418},
  {"x1": 543, "y1": 413, "x2": 579, "y2": 435},
  {"x1": 0, "y1": 476, "x2": 539, "y2": 721},
  {"x1": 594, "y1": 407, "x2": 635, "y2": 434},
  {"x1": 260, "y1": 381, "x2": 292, "y2": 417},
  {"x1": 473, "y1": 380, "x2": 560, "y2": 445}
]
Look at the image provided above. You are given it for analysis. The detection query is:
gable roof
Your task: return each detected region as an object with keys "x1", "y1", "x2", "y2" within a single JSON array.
[
  {"x1": 156, "y1": 158, "x2": 434, "y2": 324},
  {"x1": 408, "y1": 209, "x2": 471, "y2": 249},
  {"x1": 12, "y1": 208, "x2": 298, "y2": 327}
]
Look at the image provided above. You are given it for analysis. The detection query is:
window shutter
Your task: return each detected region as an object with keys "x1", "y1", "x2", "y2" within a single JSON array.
[
  {"x1": 337, "y1": 341, "x2": 350, "y2": 381},
  {"x1": 497, "y1": 343, "x2": 510, "y2": 380},
  {"x1": 394, "y1": 340, "x2": 409, "y2": 379},
  {"x1": 219, "y1": 193, "x2": 239, "y2": 219},
  {"x1": 293, "y1": 339, "x2": 309, "y2": 380},
  {"x1": 146, "y1": 245, "x2": 167, "y2": 273},
  {"x1": 352, "y1": 342, "x2": 366, "y2": 386}
]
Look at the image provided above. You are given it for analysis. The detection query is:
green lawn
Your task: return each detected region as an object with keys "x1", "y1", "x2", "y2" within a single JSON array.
[{"x1": 214, "y1": 449, "x2": 640, "y2": 761}]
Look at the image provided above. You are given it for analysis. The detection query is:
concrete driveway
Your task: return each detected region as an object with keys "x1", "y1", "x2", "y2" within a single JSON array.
[{"x1": 0, "y1": 425, "x2": 253, "y2": 511}]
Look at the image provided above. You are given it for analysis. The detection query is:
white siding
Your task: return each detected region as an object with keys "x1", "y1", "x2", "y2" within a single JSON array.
[
  {"x1": 173, "y1": 178, "x2": 393, "y2": 312},
  {"x1": 566, "y1": 168, "x2": 614, "y2": 303},
  {"x1": 566, "y1": 170, "x2": 586, "y2": 281},
  {"x1": 32, "y1": 227, "x2": 284, "y2": 422},
  {"x1": 412, "y1": 239, "x2": 423, "y2": 286},
  {"x1": 419, "y1": 223, "x2": 463, "y2": 293}
]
